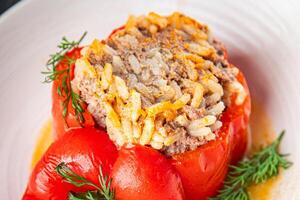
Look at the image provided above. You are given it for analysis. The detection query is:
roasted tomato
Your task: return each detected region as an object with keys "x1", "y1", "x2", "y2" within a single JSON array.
[
  {"x1": 111, "y1": 145, "x2": 185, "y2": 200},
  {"x1": 52, "y1": 47, "x2": 94, "y2": 139},
  {"x1": 171, "y1": 70, "x2": 251, "y2": 200},
  {"x1": 23, "y1": 127, "x2": 118, "y2": 200}
]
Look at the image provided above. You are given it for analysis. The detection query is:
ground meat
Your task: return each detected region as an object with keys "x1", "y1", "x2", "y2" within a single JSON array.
[
  {"x1": 72, "y1": 12, "x2": 245, "y2": 155},
  {"x1": 182, "y1": 105, "x2": 206, "y2": 120},
  {"x1": 163, "y1": 128, "x2": 206, "y2": 156}
]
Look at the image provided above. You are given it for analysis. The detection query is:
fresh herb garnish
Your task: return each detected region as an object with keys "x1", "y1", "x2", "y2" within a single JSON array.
[
  {"x1": 69, "y1": 190, "x2": 104, "y2": 200},
  {"x1": 42, "y1": 32, "x2": 87, "y2": 125},
  {"x1": 210, "y1": 131, "x2": 292, "y2": 200},
  {"x1": 56, "y1": 162, "x2": 115, "y2": 200}
]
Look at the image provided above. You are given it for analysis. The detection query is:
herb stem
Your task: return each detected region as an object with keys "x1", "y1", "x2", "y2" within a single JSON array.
[
  {"x1": 56, "y1": 162, "x2": 115, "y2": 200},
  {"x1": 42, "y1": 32, "x2": 87, "y2": 125}
]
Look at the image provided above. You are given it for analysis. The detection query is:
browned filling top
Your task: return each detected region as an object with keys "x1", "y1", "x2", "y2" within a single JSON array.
[{"x1": 72, "y1": 12, "x2": 246, "y2": 155}]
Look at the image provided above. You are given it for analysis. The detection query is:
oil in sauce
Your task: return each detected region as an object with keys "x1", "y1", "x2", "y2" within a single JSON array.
[
  {"x1": 31, "y1": 118, "x2": 53, "y2": 169},
  {"x1": 248, "y1": 101, "x2": 279, "y2": 200},
  {"x1": 31, "y1": 101, "x2": 280, "y2": 199}
]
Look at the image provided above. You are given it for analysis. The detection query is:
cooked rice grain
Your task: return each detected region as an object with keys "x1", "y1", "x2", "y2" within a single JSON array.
[{"x1": 72, "y1": 12, "x2": 247, "y2": 155}]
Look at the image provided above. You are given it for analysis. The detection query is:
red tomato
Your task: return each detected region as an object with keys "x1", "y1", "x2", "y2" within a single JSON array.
[
  {"x1": 171, "y1": 71, "x2": 251, "y2": 200},
  {"x1": 227, "y1": 69, "x2": 251, "y2": 163},
  {"x1": 111, "y1": 145, "x2": 185, "y2": 200},
  {"x1": 52, "y1": 47, "x2": 95, "y2": 139},
  {"x1": 22, "y1": 127, "x2": 118, "y2": 200},
  {"x1": 171, "y1": 125, "x2": 231, "y2": 199}
]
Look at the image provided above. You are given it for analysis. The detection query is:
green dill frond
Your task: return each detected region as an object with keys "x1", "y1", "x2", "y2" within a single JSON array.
[
  {"x1": 210, "y1": 131, "x2": 292, "y2": 200},
  {"x1": 42, "y1": 32, "x2": 87, "y2": 125},
  {"x1": 56, "y1": 162, "x2": 115, "y2": 200}
]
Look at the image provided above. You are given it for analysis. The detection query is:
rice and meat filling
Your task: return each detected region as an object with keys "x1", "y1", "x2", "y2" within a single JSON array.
[{"x1": 72, "y1": 12, "x2": 246, "y2": 155}]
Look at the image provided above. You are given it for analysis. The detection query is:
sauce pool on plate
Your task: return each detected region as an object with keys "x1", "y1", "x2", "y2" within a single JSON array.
[
  {"x1": 31, "y1": 118, "x2": 53, "y2": 169},
  {"x1": 247, "y1": 101, "x2": 279, "y2": 200}
]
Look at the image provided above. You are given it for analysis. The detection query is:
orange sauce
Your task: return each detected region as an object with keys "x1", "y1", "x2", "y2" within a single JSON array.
[
  {"x1": 31, "y1": 118, "x2": 53, "y2": 169},
  {"x1": 31, "y1": 101, "x2": 279, "y2": 199},
  {"x1": 247, "y1": 101, "x2": 279, "y2": 200},
  {"x1": 248, "y1": 101, "x2": 276, "y2": 154},
  {"x1": 248, "y1": 176, "x2": 280, "y2": 200}
]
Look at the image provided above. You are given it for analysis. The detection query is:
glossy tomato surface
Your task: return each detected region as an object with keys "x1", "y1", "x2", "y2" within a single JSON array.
[
  {"x1": 171, "y1": 124, "x2": 231, "y2": 199},
  {"x1": 52, "y1": 47, "x2": 94, "y2": 139},
  {"x1": 111, "y1": 145, "x2": 185, "y2": 200},
  {"x1": 23, "y1": 127, "x2": 118, "y2": 200},
  {"x1": 171, "y1": 70, "x2": 251, "y2": 200}
]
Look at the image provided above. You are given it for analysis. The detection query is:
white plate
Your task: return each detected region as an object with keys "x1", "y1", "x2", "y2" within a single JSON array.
[{"x1": 0, "y1": 0, "x2": 300, "y2": 199}]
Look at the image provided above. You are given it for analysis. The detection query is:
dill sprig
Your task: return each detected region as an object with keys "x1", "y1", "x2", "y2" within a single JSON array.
[
  {"x1": 56, "y1": 162, "x2": 115, "y2": 200},
  {"x1": 210, "y1": 131, "x2": 292, "y2": 200},
  {"x1": 42, "y1": 32, "x2": 87, "y2": 125}
]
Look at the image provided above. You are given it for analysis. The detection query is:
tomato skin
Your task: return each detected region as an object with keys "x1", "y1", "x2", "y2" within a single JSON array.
[
  {"x1": 108, "y1": 25, "x2": 125, "y2": 38},
  {"x1": 171, "y1": 70, "x2": 251, "y2": 200},
  {"x1": 111, "y1": 145, "x2": 185, "y2": 200},
  {"x1": 52, "y1": 47, "x2": 95, "y2": 139},
  {"x1": 229, "y1": 70, "x2": 251, "y2": 163},
  {"x1": 22, "y1": 127, "x2": 118, "y2": 200},
  {"x1": 171, "y1": 124, "x2": 231, "y2": 199}
]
